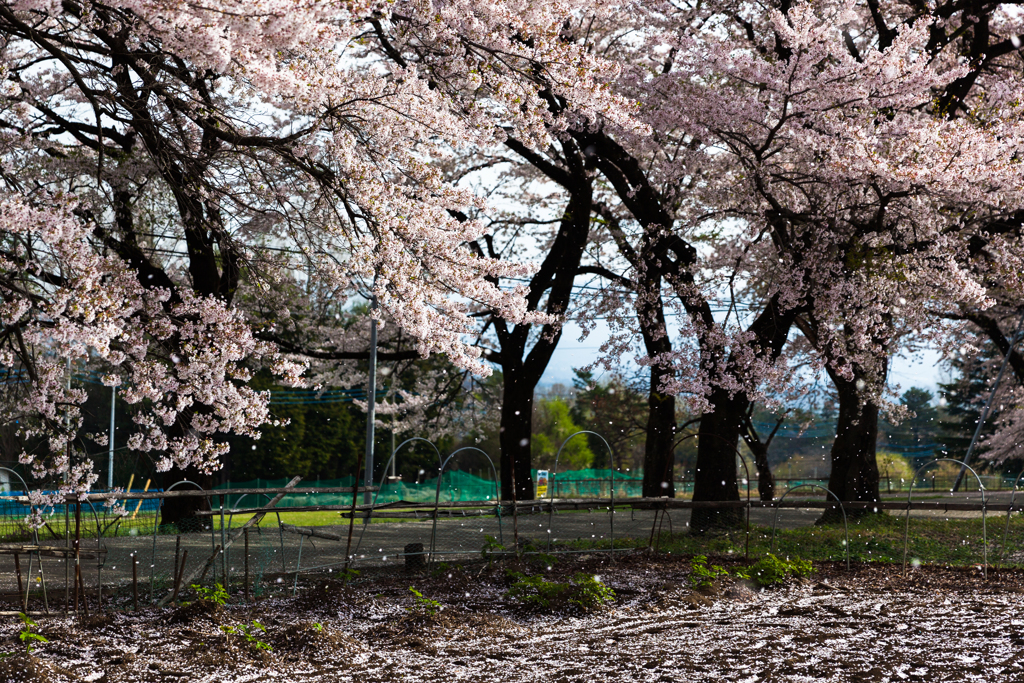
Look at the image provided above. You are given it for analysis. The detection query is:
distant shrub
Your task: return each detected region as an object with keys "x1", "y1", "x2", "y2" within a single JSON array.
[{"x1": 877, "y1": 451, "x2": 915, "y2": 487}]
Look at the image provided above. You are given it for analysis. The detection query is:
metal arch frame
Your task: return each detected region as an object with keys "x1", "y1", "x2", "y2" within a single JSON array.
[
  {"x1": 350, "y1": 437, "x2": 443, "y2": 568},
  {"x1": 903, "y1": 458, "x2": 987, "y2": 578},
  {"x1": 1001, "y1": 467, "x2": 1024, "y2": 565},
  {"x1": 770, "y1": 483, "x2": 850, "y2": 571},
  {"x1": 373, "y1": 437, "x2": 444, "y2": 507},
  {"x1": 428, "y1": 446, "x2": 502, "y2": 563},
  {"x1": 0, "y1": 466, "x2": 30, "y2": 497},
  {"x1": 152, "y1": 480, "x2": 203, "y2": 601},
  {"x1": 0, "y1": 466, "x2": 35, "y2": 540},
  {"x1": 0, "y1": 467, "x2": 48, "y2": 612},
  {"x1": 230, "y1": 491, "x2": 286, "y2": 574},
  {"x1": 546, "y1": 431, "x2": 615, "y2": 553}
]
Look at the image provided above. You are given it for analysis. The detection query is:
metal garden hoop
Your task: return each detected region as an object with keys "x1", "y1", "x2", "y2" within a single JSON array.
[
  {"x1": 0, "y1": 467, "x2": 48, "y2": 611},
  {"x1": 350, "y1": 437, "x2": 443, "y2": 568},
  {"x1": 429, "y1": 447, "x2": 501, "y2": 562},
  {"x1": 547, "y1": 431, "x2": 615, "y2": 553},
  {"x1": 770, "y1": 483, "x2": 850, "y2": 570},
  {"x1": 903, "y1": 458, "x2": 987, "y2": 577},
  {"x1": 1001, "y1": 466, "x2": 1024, "y2": 565}
]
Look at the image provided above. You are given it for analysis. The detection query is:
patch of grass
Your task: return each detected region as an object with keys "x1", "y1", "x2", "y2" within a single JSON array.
[{"x1": 560, "y1": 513, "x2": 1024, "y2": 568}]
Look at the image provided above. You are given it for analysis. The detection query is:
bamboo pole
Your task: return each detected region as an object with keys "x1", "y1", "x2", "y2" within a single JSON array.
[{"x1": 131, "y1": 479, "x2": 151, "y2": 519}]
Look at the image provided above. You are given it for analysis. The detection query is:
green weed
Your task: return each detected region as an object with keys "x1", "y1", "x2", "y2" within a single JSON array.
[
  {"x1": 191, "y1": 583, "x2": 229, "y2": 606},
  {"x1": 481, "y1": 535, "x2": 506, "y2": 561},
  {"x1": 506, "y1": 572, "x2": 615, "y2": 611},
  {"x1": 17, "y1": 613, "x2": 47, "y2": 654},
  {"x1": 407, "y1": 586, "x2": 442, "y2": 616},
  {"x1": 689, "y1": 555, "x2": 729, "y2": 590},
  {"x1": 220, "y1": 621, "x2": 272, "y2": 651}
]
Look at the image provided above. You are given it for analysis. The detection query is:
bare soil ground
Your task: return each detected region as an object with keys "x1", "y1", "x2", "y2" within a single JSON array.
[{"x1": 2, "y1": 552, "x2": 1023, "y2": 682}]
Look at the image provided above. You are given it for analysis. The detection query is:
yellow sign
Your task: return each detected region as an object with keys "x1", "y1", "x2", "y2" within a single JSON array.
[{"x1": 536, "y1": 470, "x2": 549, "y2": 499}]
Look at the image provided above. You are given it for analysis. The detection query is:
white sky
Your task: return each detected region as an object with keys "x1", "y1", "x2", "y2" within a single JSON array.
[{"x1": 538, "y1": 321, "x2": 949, "y2": 399}]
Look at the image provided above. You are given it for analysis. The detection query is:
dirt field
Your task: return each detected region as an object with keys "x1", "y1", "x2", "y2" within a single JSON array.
[{"x1": 2, "y1": 552, "x2": 1023, "y2": 682}]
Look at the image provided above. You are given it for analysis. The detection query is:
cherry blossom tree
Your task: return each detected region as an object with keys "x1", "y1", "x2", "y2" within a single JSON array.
[
  {"x1": 524, "y1": 0, "x2": 1024, "y2": 528},
  {"x1": 0, "y1": 0, "x2": 631, "y2": 508}
]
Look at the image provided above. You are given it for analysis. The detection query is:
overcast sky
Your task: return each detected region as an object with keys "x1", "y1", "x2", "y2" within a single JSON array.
[{"x1": 537, "y1": 321, "x2": 949, "y2": 401}]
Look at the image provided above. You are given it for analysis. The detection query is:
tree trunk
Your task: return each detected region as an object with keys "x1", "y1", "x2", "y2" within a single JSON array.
[
  {"x1": 641, "y1": 365, "x2": 677, "y2": 498},
  {"x1": 498, "y1": 372, "x2": 537, "y2": 502},
  {"x1": 821, "y1": 370, "x2": 882, "y2": 522},
  {"x1": 159, "y1": 468, "x2": 213, "y2": 532},
  {"x1": 748, "y1": 441, "x2": 775, "y2": 502},
  {"x1": 690, "y1": 389, "x2": 747, "y2": 532},
  {"x1": 487, "y1": 140, "x2": 594, "y2": 503}
]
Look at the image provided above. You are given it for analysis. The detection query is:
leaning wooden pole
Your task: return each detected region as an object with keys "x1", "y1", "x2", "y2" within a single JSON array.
[
  {"x1": 156, "y1": 476, "x2": 301, "y2": 607},
  {"x1": 13, "y1": 553, "x2": 22, "y2": 599}
]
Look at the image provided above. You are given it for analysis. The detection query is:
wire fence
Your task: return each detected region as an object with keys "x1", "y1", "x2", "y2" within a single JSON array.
[{"x1": 0, "y1": 445, "x2": 1019, "y2": 616}]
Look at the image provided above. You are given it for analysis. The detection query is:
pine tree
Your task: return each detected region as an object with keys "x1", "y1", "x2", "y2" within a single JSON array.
[{"x1": 939, "y1": 344, "x2": 1001, "y2": 462}]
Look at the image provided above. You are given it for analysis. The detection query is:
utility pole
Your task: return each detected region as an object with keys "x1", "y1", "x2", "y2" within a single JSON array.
[
  {"x1": 107, "y1": 385, "x2": 116, "y2": 490},
  {"x1": 363, "y1": 293, "x2": 378, "y2": 507}
]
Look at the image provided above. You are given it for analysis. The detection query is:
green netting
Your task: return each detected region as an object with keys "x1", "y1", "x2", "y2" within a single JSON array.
[
  {"x1": 539, "y1": 468, "x2": 644, "y2": 499},
  {"x1": 214, "y1": 468, "x2": 645, "y2": 507},
  {"x1": 214, "y1": 472, "x2": 500, "y2": 507},
  {"x1": 214, "y1": 477, "x2": 358, "y2": 509}
]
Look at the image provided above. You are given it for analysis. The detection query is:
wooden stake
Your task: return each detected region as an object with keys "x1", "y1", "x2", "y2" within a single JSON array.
[
  {"x1": 13, "y1": 553, "x2": 22, "y2": 597},
  {"x1": 344, "y1": 451, "x2": 365, "y2": 575},
  {"x1": 171, "y1": 549, "x2": 188, "y2": 603},
  {"x1": 73, "y1": 502, "x2": 81, "y2": 613},
  {"x1": 132, "y1": 553, "x2": 138, "y2": 611},
  {"x1": 20, "y1": 554, "x2": 31, "y2": 613},
  {"x1": 173, "y1": 535, "x2": 181, "y2": 590},
  {"x1": 80, "y1": 565, "x2": 89, "y2": 616},
  {"x1": 244, "y1": 527, "x2": 250, "y2": 603},
  {"x1": 75, "y1": 563, "x2": 90, "y2": 616}
]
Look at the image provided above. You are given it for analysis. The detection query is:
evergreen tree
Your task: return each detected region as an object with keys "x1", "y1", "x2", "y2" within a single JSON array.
[
  {"x1": 883, "y1": 388, "x2": 939, "y2": 458},
  {"x1": 939, "y1": 343, "x2": 1001, "y2": 463},
  {"x1": 571, "y1": 370, "x2": 647, "y2": 471}
]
